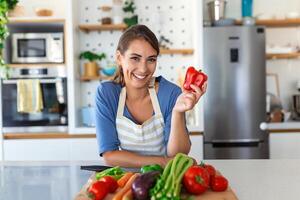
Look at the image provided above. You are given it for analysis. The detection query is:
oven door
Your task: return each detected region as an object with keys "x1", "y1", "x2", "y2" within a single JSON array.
[{"x1": 1, "y1": 78, "x2": 68, "y2": 133}]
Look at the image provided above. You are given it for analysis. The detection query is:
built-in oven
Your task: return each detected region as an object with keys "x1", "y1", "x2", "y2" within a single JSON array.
[{"x1": 1, "y1": 66, "x2": 68, "y2": 133}]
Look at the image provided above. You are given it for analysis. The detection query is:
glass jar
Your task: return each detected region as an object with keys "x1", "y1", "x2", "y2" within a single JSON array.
[{"x1": 101, "y1": 5, "x2": 113, "y2": 24}]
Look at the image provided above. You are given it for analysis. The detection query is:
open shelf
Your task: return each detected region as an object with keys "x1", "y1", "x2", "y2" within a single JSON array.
[
  {"x1": 8, "y1": 17, "x2": 65, "y2": 24},
  {"x1": 80, "y1": 75, "x2": 113, "y2": 81},
  {"x1": 235, "y1": 18, "x2": 300, "y2": 27},
  {"x1": 78, "y1": 23, "x2": 128, "y2": 32},
  {"x1": 160, "y1": 48, "x2": 194, "y2": 55},
  {"x1": 266, "y1": 52, "x2": 300, "y2": 59}
]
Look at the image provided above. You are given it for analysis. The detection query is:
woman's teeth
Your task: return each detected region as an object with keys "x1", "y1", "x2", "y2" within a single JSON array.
[{"x1": 133, "y1": 73, "x2": 147, "y2": 80}]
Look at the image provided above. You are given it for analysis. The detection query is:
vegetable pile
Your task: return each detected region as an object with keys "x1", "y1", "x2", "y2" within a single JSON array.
[{"x1": 85, "y1": 153, "x2": 229, "y2": 200}]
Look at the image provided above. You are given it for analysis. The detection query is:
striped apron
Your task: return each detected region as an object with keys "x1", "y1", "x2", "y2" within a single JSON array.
[{"x1": 116, "y1": 78, "x2": 166, "y2": 156}]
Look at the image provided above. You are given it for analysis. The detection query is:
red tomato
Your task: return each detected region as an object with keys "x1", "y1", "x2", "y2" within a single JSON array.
[
  {"x1": 88, "y1": 181, "x2": 109, "y2": 200},
  {"x1": 99, "y1": 176, "x2": 118, "y2": 193},
  {"x1": 204, "y1": 164, "x2": 216, "y2": 182},
  {"x1": 183, "y1": 165, "x2": 210, "y2": 195},
  {"x1": 211, "y1": 175, "x2": 228, "y2": 192}
]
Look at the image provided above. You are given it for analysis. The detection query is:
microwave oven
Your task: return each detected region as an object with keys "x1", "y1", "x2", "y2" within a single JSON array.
[{"x1": 12, "y1": 33, "x2": 64, "y2": 63}]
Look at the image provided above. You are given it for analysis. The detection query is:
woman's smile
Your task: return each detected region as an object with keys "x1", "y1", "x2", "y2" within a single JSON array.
[{"x1": 132, "y1": 73, "x2": 148, "y2": 80}]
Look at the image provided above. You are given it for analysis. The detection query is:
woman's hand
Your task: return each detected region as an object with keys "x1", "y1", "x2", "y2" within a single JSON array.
[{"x1": 173, "y1": 82, "x2": 207, "y2": 113}]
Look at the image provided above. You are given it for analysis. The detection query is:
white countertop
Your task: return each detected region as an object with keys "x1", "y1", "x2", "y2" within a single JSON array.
[
  {"x1": 1, "y1": 159, "x2": 300, "y2": 200},
  {"x1": 206, "y1": 159, "x2": 300, "y2": 200},
  {"x1": 266, "y1": 122, "x2": 300, "y2": 130}
]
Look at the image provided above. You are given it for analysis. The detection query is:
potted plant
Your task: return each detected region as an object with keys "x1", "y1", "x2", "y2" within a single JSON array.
[
  {"x1": 123, "y1": 0, "x2": 138, "y2": 27},
  {"x1": 0, "y1": 0, "x2": 18, "y2": 78},
  {"x1": 79, "y1": 51, "x2": 106, "y2": 77}
]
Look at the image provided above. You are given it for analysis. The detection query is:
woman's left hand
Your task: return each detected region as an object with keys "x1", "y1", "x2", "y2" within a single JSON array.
[{"x1": 173, "y1": 82, "x2": 207, "y2": 113}]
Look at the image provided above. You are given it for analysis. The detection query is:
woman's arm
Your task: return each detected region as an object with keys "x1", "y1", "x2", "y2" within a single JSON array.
[
  {"x1": 103, "y1": 150, "x2": 172, "y2": 168},
  {"x1": 167, "y1": 111, "x2": 191, "y2": 157},
  {"x1": 167, "y1": 83, "x2": 207, "y2": 157}
]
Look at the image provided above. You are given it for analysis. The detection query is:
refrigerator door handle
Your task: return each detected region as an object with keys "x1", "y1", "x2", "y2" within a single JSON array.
[{"x1": 211, "y1": 139, "x2": 262, "y2": 148}]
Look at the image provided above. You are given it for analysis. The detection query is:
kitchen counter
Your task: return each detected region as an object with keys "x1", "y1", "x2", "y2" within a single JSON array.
[
  {"x1": 1, "y1": 159, "x2": 300, "y2": 200},
  {"x1": 266, "y1": 122, "x2": 300, "y2": 132}
]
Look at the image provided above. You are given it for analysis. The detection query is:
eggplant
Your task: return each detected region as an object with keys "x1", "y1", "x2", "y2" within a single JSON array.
[{"x1": 132, "y1": 171, "x2": 160, "y2": 200}]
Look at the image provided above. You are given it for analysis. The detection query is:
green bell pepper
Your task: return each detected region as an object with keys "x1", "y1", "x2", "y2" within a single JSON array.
[{"x1": 140, "y1": 164, "x2": 163, "y2": 174}]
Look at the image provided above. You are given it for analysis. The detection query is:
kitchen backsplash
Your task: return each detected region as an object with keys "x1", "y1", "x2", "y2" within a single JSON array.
[{"x1": 77, "y1": 0, "x2": 201, "y2": 128}]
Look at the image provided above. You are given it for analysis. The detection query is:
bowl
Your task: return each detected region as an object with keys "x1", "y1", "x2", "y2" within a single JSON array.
[
  {"x1": 101, "y1": 67, "x2": 116, "y2": 76},
  {"x1": 35, "y1": 8, "x2": 53, "y2": 17},
  {"x1": 213, "y1": 18, "x2": 235, "y2": 26}
]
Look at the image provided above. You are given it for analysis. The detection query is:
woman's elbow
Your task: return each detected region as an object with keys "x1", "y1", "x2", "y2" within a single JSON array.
[
  {"x1": 102, "y1": 151, "x2": 117, "y2": 166},
  {"x1": 167, "y1": 145, "x2": 191, "y2": 157}
]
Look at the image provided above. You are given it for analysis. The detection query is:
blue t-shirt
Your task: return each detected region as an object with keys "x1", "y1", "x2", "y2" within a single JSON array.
[{"x1": 95, "y1": 76, "x2": 185, "y2": 156}]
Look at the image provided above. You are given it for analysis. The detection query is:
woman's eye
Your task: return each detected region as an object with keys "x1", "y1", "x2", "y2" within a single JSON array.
[
  {"x1": 148, "y1": 58, "x2": 157, "y2": 63},
  {"x1": 130, "y1": 57, "x2": 139, "y2": 61}
]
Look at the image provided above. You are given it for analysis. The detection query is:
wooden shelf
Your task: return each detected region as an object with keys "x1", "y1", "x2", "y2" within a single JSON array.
[
  {"x1": 80, "y1": 75, "x2": 112, "y2": 81},
  {"x1": 266, "y1": 52, "x2": 300, "y2": 59},
  {"x1": 160, "y1": 48, "x2": 194, "y2": 55},
  {"x1": 8, "y1": 63, "x2": 66, "y2": 68},
  {"x1": 78, "y1": 23, "x2": 128, "y2": 32},
  {"x1": 235, "y1": 18, "x2": 300, "y2": 27},
  {"x1": 8, "y1": 17, "x2": 65, "y2": 24}
]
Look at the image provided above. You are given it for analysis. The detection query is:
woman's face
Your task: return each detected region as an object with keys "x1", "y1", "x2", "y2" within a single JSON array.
[{"x1": 116, "y1": 38, "x2": 158, "y2": 89}]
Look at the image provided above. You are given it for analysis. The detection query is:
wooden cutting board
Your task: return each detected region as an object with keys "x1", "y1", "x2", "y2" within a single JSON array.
[{"x1": 74, "y1": 173, "x2": 238, "y2": 200}]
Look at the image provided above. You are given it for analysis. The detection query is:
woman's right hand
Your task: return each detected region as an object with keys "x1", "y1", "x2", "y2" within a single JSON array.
[{"x1": 173, "y1": 82, "x2": 207, "y2": 113}]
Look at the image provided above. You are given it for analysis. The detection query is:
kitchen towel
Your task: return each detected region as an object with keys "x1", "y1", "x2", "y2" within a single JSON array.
[{"x1": 17, "y1": 79, "x2": 44, "y2": 113}]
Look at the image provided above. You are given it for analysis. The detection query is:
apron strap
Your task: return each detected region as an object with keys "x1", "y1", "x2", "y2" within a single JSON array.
[
  {"x1": 149, "y1": 88, "x2": 162, "y2": 115},
  {"x1": 149, "y1": 77, "x2": 162, "y2": 115},
  {"x1": 117, "y1": 87, "x2": 126, "y2": 117}
]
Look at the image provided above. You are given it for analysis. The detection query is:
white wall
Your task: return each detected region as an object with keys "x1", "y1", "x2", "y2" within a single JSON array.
[{"x1": 16, "y1": 0, "x2": 67, "y2": 17}]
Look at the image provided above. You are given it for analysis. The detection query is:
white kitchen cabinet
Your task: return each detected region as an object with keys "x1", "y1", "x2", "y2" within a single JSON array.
[
  {"x1": 270, "y1": 133, "x2": 300, "y2": 159},
  {"x1": 4, "y1": 139, "x2": 70, "y2": 161},
  {"x1": 189, "y1": 135, "x2": 203, "y2": 162},
  {"x1": 3, "y1": 138, "x2": 104, "y2": 161},
  {"x1": 69, "y1": 138, "x2": 102, "y2": 161}
]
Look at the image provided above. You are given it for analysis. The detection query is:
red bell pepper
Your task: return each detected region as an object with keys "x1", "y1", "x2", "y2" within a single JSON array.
[
  {"x1": 87, "y1": 181, "x2": 109, "y2": 200},
  {"x1": 183, "y1": 66, "x2": 207, "y2": 91},
  {"x1": 98, "y1": 176, "x2": 118, "y2": 193}
]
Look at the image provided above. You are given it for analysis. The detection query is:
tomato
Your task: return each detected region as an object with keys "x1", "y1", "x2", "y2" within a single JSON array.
[
  {"x1": 88, "y1": 181, "x2": 109, "y2": 200},
  {"x1": 183, "y1": 165, "x2": 210, "y2": 195},
  {"x1": 99, "y1": 176, "x2": 118, "y2": 193},
  {"x1": 211, "y1": 175, "x2": 228, "y2": 192},
  {"x1": 204, "y1": 164, "x2": 216, "y2": 179}
]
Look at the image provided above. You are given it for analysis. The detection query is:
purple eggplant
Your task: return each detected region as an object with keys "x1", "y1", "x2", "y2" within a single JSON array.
[{"x1": 132, "y1": 171, "x2": 160, "y2": 200}]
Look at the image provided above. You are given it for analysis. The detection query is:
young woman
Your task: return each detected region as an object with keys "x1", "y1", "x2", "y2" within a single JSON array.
[{"x1": 95, "y1": 24, "x2": 207, "y2": 167}]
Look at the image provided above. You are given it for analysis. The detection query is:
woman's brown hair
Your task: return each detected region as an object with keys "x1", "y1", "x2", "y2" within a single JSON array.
[{"x1": 113, "y1": 24, "x2": 160, "y2": 85}]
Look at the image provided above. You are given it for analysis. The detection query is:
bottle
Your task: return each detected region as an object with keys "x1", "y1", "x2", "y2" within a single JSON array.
[{"x1": 241, "y1": 0, "x2": 253, "y2": 17}]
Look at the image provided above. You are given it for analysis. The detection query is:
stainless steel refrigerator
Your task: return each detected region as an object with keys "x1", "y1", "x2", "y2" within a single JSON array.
[{"x1": 203, "y1": 26, "x2": 269, "y2": 159}]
